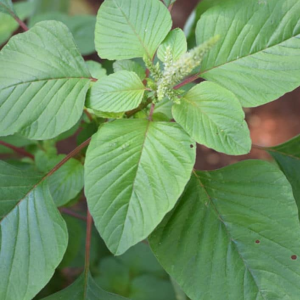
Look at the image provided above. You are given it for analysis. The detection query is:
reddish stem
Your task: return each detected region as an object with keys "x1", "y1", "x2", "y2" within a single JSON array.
[
  {"x1": 13, "y1": 14, "x2": 29, "y2": 31},
  {"x1": 174, "y1": 73, "x2": 200, "y2": 90},
  {"x1": 84, "y1": 109, "x2": 93, "y2": 122},
  {"x1": 168, "y1": 3, "x2": 174, "y2": 12},
  {"x1": 44, "y1": 138, "x2": 91, "y2": 180},
  {"x1": 0, "y1": 140, "x2": 34, "y2": 159},
  {"x1": 83, "y1": 209, "x2": 93, "y2": 297},
  {"x1": 148, "y1": 103, "x2": 155, "y2": 121},
  {"x1": 90, "y1": 77, "x2": 98, "y2": 82},
  {"x1": 60, "y1": 208, "x2": 87, "y2": 221}
]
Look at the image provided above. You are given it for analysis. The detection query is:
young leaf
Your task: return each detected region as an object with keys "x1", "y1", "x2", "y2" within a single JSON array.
[
  {"x1": 150, "y1": 160, "x2": 300, "y2": 300},
  {"x1": 84, "y1": 119, "x2": 196, "y2": 255},
  {"x1": 86, "y1": 61, "x2": 107, "y2": 80},
  {"x1": 172, "y1": 82, "x2": 251, "y2": 155},
  {"x1": 113, "y1": 60, "x2": 146, "y2": 81},
  {"x1": 0, "y1": 0, "x2": 15, "y2": 16},
  {"x1": 196, "y1": 0, "x2": 300, "y2": 107},
  {"x1": 0, "y1": 21, "x2": 91, "y2": 140},
  {"x1": 29, "y1": 13, "x2": 96, "y2": 55},
  {"x1": 157, "y1": 29, "x2": 187, "y2": 62},
  {"x1": 266, "y1": 135, "x2": 300, "y2": 217},
  {"x1": 42, "y1": 273, "x2": 129, "y2": 300},
  {"x1": 86, "y1": 71, "x2": 146, "y2": 113},
  {"x1": 95, "y1": 0, "x2": 172, "y2": 60},
  {"x1": 0, "y1": 161, "x2": 68, "y2": 300}
]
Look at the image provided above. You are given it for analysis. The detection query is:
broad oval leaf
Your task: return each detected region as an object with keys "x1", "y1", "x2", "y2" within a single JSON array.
[
  {"x1": 0, "y1": 161, "x2": 68, "y2": 300},
  {"x1": 267, "y1": 135, "x2": 300, "y2": 218},
  {"x1": 86, "y1": 71, "x2": 146, "y2": 113},
  {"x1": 157, "y1": 28, "x2": 187, "y2": 62},
  {"x1": 150, "y1": 160, "x2": 300, "y2": 300},
  {"x1": 43, "y1": 272, "x2": 129, "y2": 300},
  {"x1": 0, "y1": 21, "x2": 91, "y2": 139},
  {"x1": 172, "y1": 82, "x2": 251, "y2": 155},
  {"x1": 95, "y1": 0, "x2": 172, "y2": 60},
  {"x1": 196, "y1": 0, "x2": 300, "y2": 107},
  {"x1": 85, "y1": 119, "x2": 196, "y2": 255}
]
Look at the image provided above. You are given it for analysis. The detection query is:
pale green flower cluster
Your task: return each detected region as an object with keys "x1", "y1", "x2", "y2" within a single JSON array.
[
  {"x1": 143, "y1": 35, "x2": 220, "y2": 103},
  {"x1": 157, "y1": 35, "x2": 220, "y2": 102}
]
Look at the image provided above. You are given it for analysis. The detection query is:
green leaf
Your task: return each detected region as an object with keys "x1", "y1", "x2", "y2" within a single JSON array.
[
  {"x1": 157, "y1": 29, "x2": 187, "y2": 62},
  {"x1": 113, "y1": 60, "x2": 146, "y2": 81},
  {"x1": 0, "y1": 0, "x2": 15, "y2": 15},
  {"x1": 196, "y1": 0, "x2": 300, "y2": 107},
  {"x1": 86, "y1": 71, "x2": 146, "y2": 113},
  {"x1": 0, "y1": 160, "x2": 41, "y2": 218},
  {"x1": 267, "y1": 135, "x2": 300, "y2": 218},
  {"x1": 150, "y1": 160, "x2": 300, "y2": 300},
  {"x1": 85, "y1": 119, "x2": 195, "y2": 255},
  {"x1": 172, "y1": 82, "x2": 251, "y2": 155},
  {"x1": 0, "y1": 162, "x2": 68, "y2": 300},
  {"x1": 130, "y1": 275, "x2": 175, "y2": 300},
  {"x1": 86, "y1": 61, "x2": 107, "y2": 80},
  {"x1": 95, "y1": 243, "x2": 175, "y2": 299},
  {"x1": 29, "y1": 13, "x2": 96, "y2": 55},
  {"x1": 42, "y1": 273, "x2": 129, "y2": 300},
  {"x1": 95, "y1": 0, "x2": 172, "y2": 60},
  {"x1": 0, "y1": 1, "x2": 35, "y2": 45},
  {"x1": 0, "y1": 21, "x2": 91, "y2": 140}
]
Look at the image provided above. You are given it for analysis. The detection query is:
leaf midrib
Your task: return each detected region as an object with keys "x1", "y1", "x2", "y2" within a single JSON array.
[
  {"x1": 112, "y1": 0, "x2": 152, "y2": 59},
  {"x1": 1, "y1": 76, "x2": 91, "y2": 91},
  {"x1": 116, "y1": 120, "x2": 151, "y2": 253}
]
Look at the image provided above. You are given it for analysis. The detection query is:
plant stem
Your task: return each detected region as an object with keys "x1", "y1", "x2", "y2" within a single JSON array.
[
  {"x1": 60, "y1": 207, "x2": 87, "y2": 221},
  {"x1": 148, "y1": 103, "x2": 155, "y2": 120},
  {"x1": 168, "y1": 3, "x2": 174, "y2": 12},
  {"x1": 83, "y1": 209, "x2": 93, "y2": 297},
  {"x1": 13, "y1": 14, "x2": 29, "y2": 31},
  {"x1": 174, "y1": 73, "x2": 200, "y2": 90},
  {"x1": 0, "y1": 140, "x2": 34, "y2": 159},
  {"x1": 44, "y1": 138, "x2": 91, "y2": 180}
]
